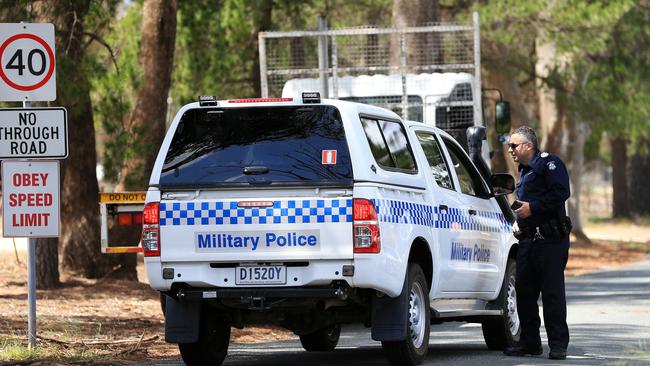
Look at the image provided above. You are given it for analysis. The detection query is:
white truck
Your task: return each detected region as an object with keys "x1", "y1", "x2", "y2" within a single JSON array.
[
  {"x1": 141, "y1": 94, "x2": 520, "y2": 365},
  {"x1": 258, "y1": 12, "x2": 509, "y2": 164},
  {"x1": 281, "y1": 72, "x2": 484, "y2": 156}
]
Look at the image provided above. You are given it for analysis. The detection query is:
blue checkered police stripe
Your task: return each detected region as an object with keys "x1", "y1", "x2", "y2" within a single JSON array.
[
  {"x1": 371, "y1": 199, "x2": 435, "y2": 227},
  {"x1": 159, "y1": 199, "x2": 353, "y2": 226},
  {"x1": 372, "y1": 199, "x2": 511, "y2": 233},
  {"x1": 159, "y1": 198, "x2": 511, "y2": 233}
]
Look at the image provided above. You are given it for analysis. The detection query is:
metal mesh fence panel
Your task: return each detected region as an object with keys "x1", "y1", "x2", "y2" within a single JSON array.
[{"x1": 259, "y1": 14, "x2": 482, "y2": 127}]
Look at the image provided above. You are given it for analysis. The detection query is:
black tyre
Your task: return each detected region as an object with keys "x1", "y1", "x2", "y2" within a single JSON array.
[
  {"x1": 178, "y1": 311, "x2": 230, "y2": 366},
  {"x1": 299, "y1": 323, "x2": 341, "y2": 351},
  {"x1": 481, "y1": 258, "x2": 521, "y2": 350},
  {"x1": 381, "y1": 263, "x2": 430, "y2": 365},
  {"x1": 160, "y1": 293, "x2": 167, "y2": 315}
]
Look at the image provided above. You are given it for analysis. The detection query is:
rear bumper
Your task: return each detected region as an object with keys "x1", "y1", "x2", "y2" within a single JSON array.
[
  {"x1": 146, "y1": 258, "x2": 354, "y2": 291},
  {"x1": 173, "y1": 285, "x2": 350, "y2": 302},
  {"x1": 145, "y1": 256, "x2": 405, "y2": 297}
]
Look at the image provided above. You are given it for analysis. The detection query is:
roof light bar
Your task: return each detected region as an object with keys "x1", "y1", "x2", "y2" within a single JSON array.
[
  {"x1": 302, "y1": 92, "x2": 321, "y2": 104},
  {"x1": 199, "y1": 95, "x2": 218, "y2": 106}
]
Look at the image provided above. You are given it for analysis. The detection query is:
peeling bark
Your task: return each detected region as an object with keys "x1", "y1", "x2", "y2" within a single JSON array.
[{"x1": 119, "y1": 0, "x2": 178, "y2": 190}]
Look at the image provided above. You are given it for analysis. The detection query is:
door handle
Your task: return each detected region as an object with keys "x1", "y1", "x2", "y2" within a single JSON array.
[
  {"x1": 438, "y1": 204, "x2": 448, "y2": 212},
  {"x1": 468, "y1": 209, "x2": 477, "y2": 215}
]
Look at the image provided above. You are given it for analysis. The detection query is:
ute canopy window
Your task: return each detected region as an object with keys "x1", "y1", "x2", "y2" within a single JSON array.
[
  {"x1": 159, "y1": 106, "x2": 353, "y2": 188},
  {"x1": 360, "y1": 117, "x2": 417, "y2": 173}
]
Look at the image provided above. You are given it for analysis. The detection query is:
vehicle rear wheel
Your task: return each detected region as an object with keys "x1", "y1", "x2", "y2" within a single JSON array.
[
  {"x1": 381, "y1": 263, "x2": 430, "y2": 365},
  {"x1": 159, "y1": 293, "x2": 167, "y2": 315},
  {"x1": 178, "y1": 310, "x2": 230, "y2": 366},
  {"x1": 482, "y1": 258, "x2": 520, "y2": 350},
  {"x1": 299, "y1": 323, "x2": 341, "y2": 351}
]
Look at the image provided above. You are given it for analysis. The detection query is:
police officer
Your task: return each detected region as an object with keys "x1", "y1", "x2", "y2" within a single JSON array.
[{"x1": 504, "y1": 126, "x2": 571, "y2": 360}]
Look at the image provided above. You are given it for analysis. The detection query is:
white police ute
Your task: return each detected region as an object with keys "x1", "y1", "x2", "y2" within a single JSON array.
[{"x1": 142, "y1": 93, "x2": 520, "y2": 366}]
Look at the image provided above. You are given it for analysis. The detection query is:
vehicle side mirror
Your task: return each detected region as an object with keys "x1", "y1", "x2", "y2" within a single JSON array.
[
  {"x1": 491, "y1": 173, "x2": 515, "y2": 196},
  {"x1": 495, "y1": 101, "x2": 511, "y2": 135}
]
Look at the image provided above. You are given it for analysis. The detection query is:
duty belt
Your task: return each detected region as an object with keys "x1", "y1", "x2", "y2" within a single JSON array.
[{"x1": 515, "y1": 216, "x2": 572, "y2": 242}]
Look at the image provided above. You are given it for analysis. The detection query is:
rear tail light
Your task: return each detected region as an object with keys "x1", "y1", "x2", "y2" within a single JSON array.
[
  {"x1": 142, "y1": 202, "x2": 160, "y2": 257},
  {"x1": 353, "y1": 198, "x2": 381, "y2": 253}
]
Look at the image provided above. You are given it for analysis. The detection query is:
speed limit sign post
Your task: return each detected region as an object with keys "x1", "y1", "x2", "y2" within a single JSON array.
[
  {"x1": 0, "y1": 23, "x2": 56, "y2": 101},
  {"x1": 0, "y1": 22, "x2": 59, "y2": 349}
]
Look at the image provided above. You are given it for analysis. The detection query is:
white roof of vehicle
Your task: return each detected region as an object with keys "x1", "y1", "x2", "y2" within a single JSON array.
[{"x1": 282, "y1": 72, "x2": 475, "y2": 99}]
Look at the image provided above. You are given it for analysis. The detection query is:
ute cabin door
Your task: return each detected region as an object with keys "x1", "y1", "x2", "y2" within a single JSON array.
[{"x1": 438, "y1": 136, "x2": 504, "y2": 294}]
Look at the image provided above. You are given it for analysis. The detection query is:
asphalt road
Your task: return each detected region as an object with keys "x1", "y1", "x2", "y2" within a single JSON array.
[{"x1": 142, "y1": 260, "x2": 650, "y2": 366}]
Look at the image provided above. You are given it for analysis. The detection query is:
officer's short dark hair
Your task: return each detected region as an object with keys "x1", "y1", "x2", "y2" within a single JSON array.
[{"x1": 511, "y1": 126, "x2": 538, "y2": 150}]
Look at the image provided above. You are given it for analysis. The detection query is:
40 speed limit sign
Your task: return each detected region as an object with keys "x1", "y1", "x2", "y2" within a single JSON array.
[{"x1": 0, "y1": 23, "x2": 56, "y2": 101}]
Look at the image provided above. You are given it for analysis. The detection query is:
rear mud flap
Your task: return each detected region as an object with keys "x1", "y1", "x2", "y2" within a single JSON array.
[
  {"x1": 370, "y1": 275, "x2": 408, "y2": 341},
  {"x1": 164, "y1": 295, "x2": 200, "y2": 343}
]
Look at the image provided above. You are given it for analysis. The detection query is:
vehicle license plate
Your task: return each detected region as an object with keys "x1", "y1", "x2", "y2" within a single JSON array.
[{"x1": 236, "y1": 265, "x2": 286, "y2": 285}]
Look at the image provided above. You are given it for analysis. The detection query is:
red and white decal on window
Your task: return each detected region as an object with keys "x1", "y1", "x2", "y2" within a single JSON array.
[{"x1": 322, "y1": 150, "x2": 337, "y2": 165}]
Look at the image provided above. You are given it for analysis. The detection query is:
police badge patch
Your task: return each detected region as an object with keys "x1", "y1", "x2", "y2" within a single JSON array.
[{"x1": 548, "y1": 161, "x2": 556, "y2": 170}]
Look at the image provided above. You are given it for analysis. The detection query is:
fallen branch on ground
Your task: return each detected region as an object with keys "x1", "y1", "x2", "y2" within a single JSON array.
[{"x1": 37, "y1": 334, "x2": 158, "y2": 346}]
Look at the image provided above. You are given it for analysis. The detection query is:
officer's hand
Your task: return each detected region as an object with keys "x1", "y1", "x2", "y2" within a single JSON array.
[
  {"x1": 512, "y1": 221, "x2": 520, "y2": 234},
  {"x1": 514, "y1": 201, "x2": 532, "y2": 218}
]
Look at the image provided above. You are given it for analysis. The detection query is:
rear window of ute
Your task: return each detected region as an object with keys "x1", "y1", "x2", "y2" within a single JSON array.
[{"x1": 159, "y1": 106, "x2": 353, "y2": 188}]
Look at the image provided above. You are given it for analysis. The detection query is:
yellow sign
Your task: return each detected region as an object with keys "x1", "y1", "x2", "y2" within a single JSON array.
[{"x1": 99, "y1": 192, "x2": 147, "y2": 203}]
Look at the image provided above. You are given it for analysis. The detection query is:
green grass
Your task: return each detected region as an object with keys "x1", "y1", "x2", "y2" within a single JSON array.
[{"x1": 0, "y1": 336, "x2": 112, "y2": 364}]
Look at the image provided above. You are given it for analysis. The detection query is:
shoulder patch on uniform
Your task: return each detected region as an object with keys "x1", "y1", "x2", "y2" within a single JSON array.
[
  {"x1": 541, "y1": 152, "x2": 549, "y2": 158},
  {"x1": 548, "y1": 161, "x2": 556, "y2": 170}
]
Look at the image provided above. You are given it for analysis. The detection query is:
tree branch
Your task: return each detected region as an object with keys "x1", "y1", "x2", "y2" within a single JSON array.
[
  {"x1": 37, "y1": 334, "x2": 158, "y2": 346},
  {"x1": 84, "y1": 31, "x2": 120, "y2": 74}
]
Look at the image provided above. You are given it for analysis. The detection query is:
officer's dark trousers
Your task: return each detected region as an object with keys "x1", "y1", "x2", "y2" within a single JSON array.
[{"x1": 516, "y1": 236, "x2": 570, "y2": 350}]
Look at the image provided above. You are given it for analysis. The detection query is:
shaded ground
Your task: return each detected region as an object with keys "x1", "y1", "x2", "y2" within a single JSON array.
[{"x1": 0, "y1": 222, "x2": 648, "y2": 365}]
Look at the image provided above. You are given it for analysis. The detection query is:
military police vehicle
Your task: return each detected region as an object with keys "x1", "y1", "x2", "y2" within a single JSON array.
[{"x1": 142, "y1": 93, "x2": 519, "y2": 366}]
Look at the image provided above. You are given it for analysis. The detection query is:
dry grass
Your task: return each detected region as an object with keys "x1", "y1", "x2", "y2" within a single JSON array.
[{"x1": 0, "y1": 238, "x2": 294, "y2": 365}]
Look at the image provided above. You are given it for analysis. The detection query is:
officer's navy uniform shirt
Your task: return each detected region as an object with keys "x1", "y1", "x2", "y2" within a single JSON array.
[{"x1": 515, "y1": 150, "x2": 570, "y2": 229}]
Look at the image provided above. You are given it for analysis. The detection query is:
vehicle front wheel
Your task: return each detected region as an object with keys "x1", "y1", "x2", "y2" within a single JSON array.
[
  {"x1": 299, "y1": 323, "x2": 341, "y2": 351},
  {"x1": 481, "y1": 258, "x2": 520, "y2": 350},
  {"x1": 178, "y1": 310, "x2": 230, "y2": 366},
  {"x1": 381, "y1": 263, "x2": 430, "y2": 365}
]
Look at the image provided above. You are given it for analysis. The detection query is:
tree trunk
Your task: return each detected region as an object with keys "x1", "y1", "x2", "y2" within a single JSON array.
[
  {"x1": 119, "y1": 0, "x2": 178, "y2": 190},
  {"x1": 391, "y1": 0, "x2": 440, "y2": 67},
  {"x1": 35, "y1": 238, "x2": 60, "y2": 289},
  {"x1": 250, "y1": 0, "x2": 273, "y2": 98},
  {"x1": 610, "y1": 137, "x2": 629, "y2": 218},
  {"x1": 567, "y1": 122, "x2": 590, "y2": 242},
  {"x1": 34, "y1": 1, "x2": 135, "y2": 279},
  {"x1": 535, "y1": 39, "x2": 566, "y2": 156},
  {"x1": 628, "y1": 138, "x2": 650, "y2": 216}
]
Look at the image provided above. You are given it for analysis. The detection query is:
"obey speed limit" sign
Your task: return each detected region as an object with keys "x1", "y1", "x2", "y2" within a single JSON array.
[{"x1": 0, "y1": 23, "x2": 56, "y2": 101}]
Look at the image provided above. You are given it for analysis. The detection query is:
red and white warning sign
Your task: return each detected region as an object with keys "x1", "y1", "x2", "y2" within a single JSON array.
[
  {"x1": 2, "y1": 160, "x2": 60, "y2": 237},
  {"x1": 0, "y1": 23, "x2": 56, "y2": 101},
  {"x1": 322, "y1": 150, "x2": 337, "y2": 165}
]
